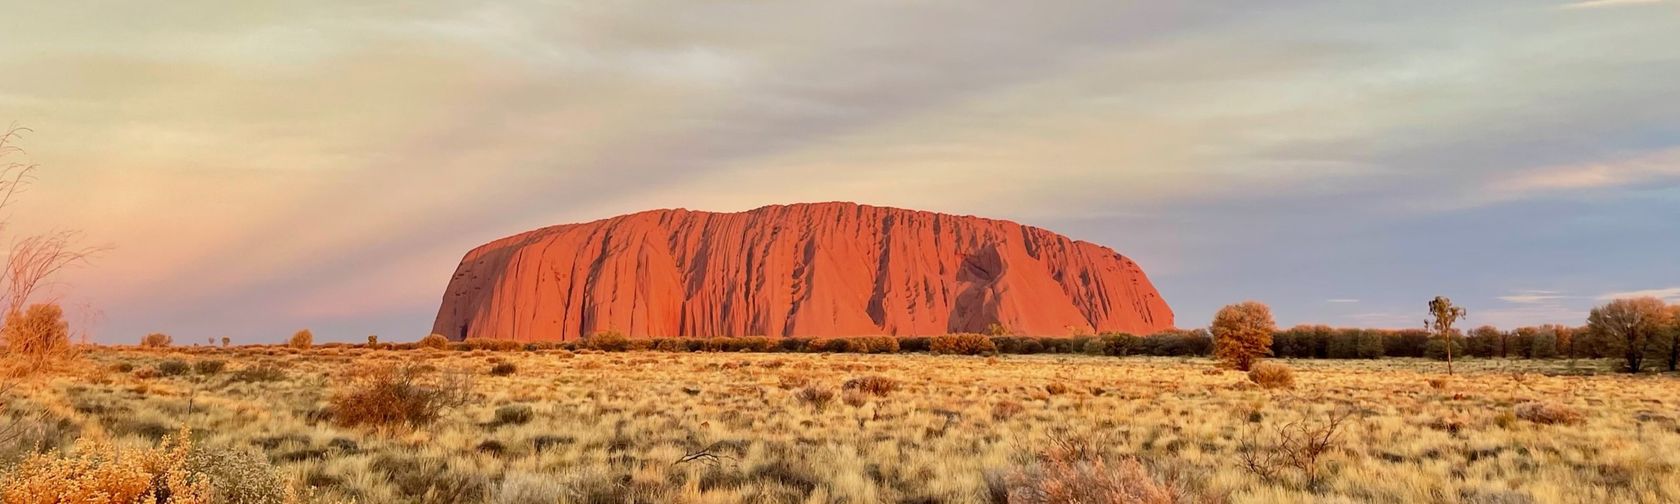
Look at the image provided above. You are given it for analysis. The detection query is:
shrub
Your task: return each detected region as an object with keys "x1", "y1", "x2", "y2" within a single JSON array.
[
  {"x1": 1213, "y1": 301, "x2": 1276, "y2": 371},
  {"x1": 1093, "y1": 333, "x2": 1143, "y2": 356},
  {"x1": 329, "y1": 364, "x2": 471, "y2": 428},
  {"x1": 842, "y1": 390, "x2": 868, "y2": 408},
  {"x1": 2, "y1": 304, "x2": 73, "y2": 368},
  {"x1": 794, "y1": 386, "x2": 835, "y2": 411},
  {"x1": 289, "y1": 329, "x2": 313, "y2": 349},
  {"x1": 930, "y1": 333, "x2": 997, "y2": 355},
  {"x1": 899, "y1": 337, "x2": 931, "y2": 353},
  {"x1": 493, "y1": 405, "x2": 535, "y2": 427},
  {"x1": 1140, "y1": 330, "x2": 1214, "y2": 357},
  {"x1": 1514, "y1": 401, "x2": 1583, "y2": 425},
  {"x1": 1044, "y1": 383, "x2": 1071, "y2": 395},
  {"x1": 0, "y1": 426, "x2": 211, "y2": 503},
  {"x1": 778, "y1": 374, "x2": 812, "y2": 389},
  {"x1": 420, "y1": 333, "x2": 450, "y2": 350},
  {"x1": 996, "y1": 433, "x2": 1183, "y2": 504},
  {"x1": 992, "y1": 400, "x2": 1027, "y2": 421},
  {"x1": 367, "y1": 335, "x2": 379, "y2": 347},
  {"x1": 465, "y1": 339, "x2": 523, "y2": 352},
  {"x1": 141, "y1": 332, "x2": 173, "y2": 349},
  {"x1": 853, "y1": 336, "x2": 900, "y2": 354},
  {"x1": 232, "y1": 363, "x2": 286, "y2": 382},
  {"x1": 156, "y1": 359, "x2": 191, "y2": 377},
  {"x1": 194, "y1": 359, "x2": 226, "y2": 375},
  {"x1": 489, "y1": 362, "x2": 517, "y2": 377},
  {"x1": 1247, "y1": 362, "x2": 1295, "y2": 389},
  {"x1": 584, "y1": 331, "x2": 631, "y2": 352},
  {"x1": 842, "y1": 376, "x2": 899, "y2": 397},
  {"x1": 188, "y1": 446, "x2": 290, "y2": 504},
  {"x1": 220, "y1": 337, "x2": 230, "y2": 348}
]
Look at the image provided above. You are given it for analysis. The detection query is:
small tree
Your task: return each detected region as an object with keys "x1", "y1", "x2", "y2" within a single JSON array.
[
  {"x1": 1427, "y1": 296, "x2": 1468, "y2": 375},
  {"x1": 289, "y1": 329, "x2": 313, "y2": 349},
  {"x1": 1587, "y1": 297, "x2": 1668, "y2": 373},
  {"x1": 141, "y1": 333, "x2": 173, "y2": 348},
  {"x1": 367, "y1": 335, "x2": 379, "y2": 348},
  {"x1": 1667, "y1": 305, "x2": 1680, "y2": 372},
  {"x1": 220, "y1": 337, "x2": 230, "y2": 348},
  {"x1": 1212, "y1": 301, "x2": 1276, "y2": 371}
]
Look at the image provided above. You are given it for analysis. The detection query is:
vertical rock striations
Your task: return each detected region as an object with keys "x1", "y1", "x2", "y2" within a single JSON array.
[{"x1": 433, "y1": 202, "x2": 1172, "y2": 341}]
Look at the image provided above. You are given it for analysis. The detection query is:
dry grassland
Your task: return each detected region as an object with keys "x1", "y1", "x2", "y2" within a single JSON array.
[{"x1": 2, "y1": 348, "x2": 1677, "y2": 503}]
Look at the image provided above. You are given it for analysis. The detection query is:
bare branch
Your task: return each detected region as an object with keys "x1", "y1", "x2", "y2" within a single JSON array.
[{"x1": 5, "y1": 230, "x2": 106, "y2": 315}]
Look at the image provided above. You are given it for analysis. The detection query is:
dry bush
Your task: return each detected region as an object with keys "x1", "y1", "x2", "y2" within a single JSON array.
[
  {"x1": 1, "y1": 304, "x2": 73, "y2": 373},
  {"x1": 842, "y1": 390, "x2": 868, "y2": 408},
  {"x1": 489, "y1": 362, "x2": 517, "y2": 376},
  {"x1": 794, "y1": 386, "x2": 835, "y2": 411},
  {"x1": 930, "y1": 333, "x2": 997, "y2": 355},
  {"x1": 1514, "y1": 401, "x2": 1583, "y2": 425},
  {"x1": 1045, "y1": 383, "x2": 1071, "y2": 396},
  {"x1": 0, "y1": 426, "x2": 211, "y2": 503},
  {"x1": 1239, "y1": 408, "x2": 1353, "y2": 490},
  {"x1": 1247, "y1": 362, "x2": 1296, "y2": 389},
  {"x1": 778, "y1": 374, "x2": 811, "y2": 389},
  {"x1": 1428, "y1": 377, "x2": 1450, "y2": 390},
  {"x1": 993, "y1": 400, "x2": 1027, "y2": 421},
  {"x1": 329, "y1": 364, "x2": 472, "y2": 429},
  {"x1": 584, "y1": 331, "x2": 631, "y2": 352},
  {"x1": 231, "y1": 363, "x2": 286, "y2": 382},
  {"x1": 141, "y1": 332, "x2": 173, "y2": 349},
  {"x1": 193, "y1": 359, "x2": 226, "y2": 375},
  {"x1": 288, "y1": 329, "x2": 313, "y2": 349},
  {"x1": 997, "y1": 432, "x2": 1185, "y2": 504},
  {"x1": 420, "y1": 333, "x2": 450, "y2": 350},
  {"x1": 842, "y1": 375, "x2": 900, "y2": 397}
]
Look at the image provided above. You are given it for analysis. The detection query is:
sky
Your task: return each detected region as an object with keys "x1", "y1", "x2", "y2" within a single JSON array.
[{"x1": 1, "y1": 1, "x2": 1677, "y2": 344}]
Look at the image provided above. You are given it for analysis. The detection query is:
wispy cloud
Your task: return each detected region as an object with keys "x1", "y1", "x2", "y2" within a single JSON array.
[
  {"x1": 1598, "y1": 287, "x2": 1680, "y2": 302},
  {"x1": 1494, "y1": 147, "x2": 1680, "y2": 200},
  {"x1": 1558, "y1": 0, "x2": 1666, "y2": 10},
  {"x1": 1498, "y1": 290, "x2": 1573, "y2": 304}
]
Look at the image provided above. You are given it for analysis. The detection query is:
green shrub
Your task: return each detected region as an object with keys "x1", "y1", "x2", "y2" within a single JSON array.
[{"x1": 156, "y1": 359, "x2": 191, "y2": 377}]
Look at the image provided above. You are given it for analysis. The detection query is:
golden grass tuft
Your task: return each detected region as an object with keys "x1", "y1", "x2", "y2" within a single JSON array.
[
  {"x1": 1246, "y1": 361, "x2": 1295, "y2": 389},
  {"x1": 1514, "y1": 401, "x2": 1584, "y2": 425}
]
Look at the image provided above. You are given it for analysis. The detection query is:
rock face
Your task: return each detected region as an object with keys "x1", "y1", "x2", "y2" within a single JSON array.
[{"x1": 433, "y1": 202, "x2": 1172, "y2": 341}]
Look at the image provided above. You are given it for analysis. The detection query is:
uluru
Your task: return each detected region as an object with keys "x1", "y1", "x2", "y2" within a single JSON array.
[{"x1": 432, "y1": 202, "x2": 1173, "y2": 341}]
